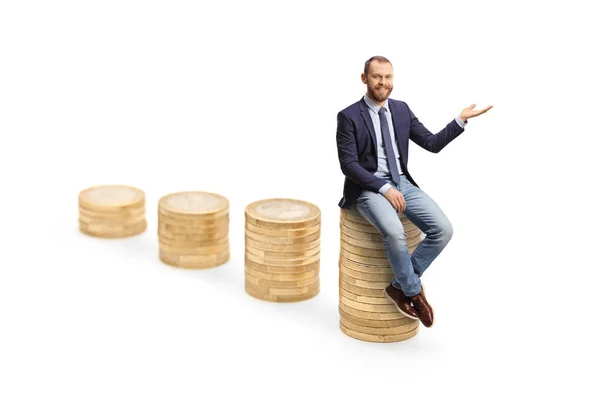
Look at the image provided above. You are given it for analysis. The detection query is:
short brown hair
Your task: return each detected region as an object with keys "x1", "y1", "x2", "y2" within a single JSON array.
[{"x1": 364, "y1": 56, "x2": 393, "y2": 76}]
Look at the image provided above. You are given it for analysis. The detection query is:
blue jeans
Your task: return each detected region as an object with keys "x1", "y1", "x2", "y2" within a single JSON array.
[{"x1": 353, "y1": 175, "x2": 453, "y2": 297}]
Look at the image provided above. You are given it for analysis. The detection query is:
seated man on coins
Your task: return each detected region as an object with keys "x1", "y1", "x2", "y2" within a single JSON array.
[{"x1": 335, "y1": 55, "x2": 492, "y2": 327}]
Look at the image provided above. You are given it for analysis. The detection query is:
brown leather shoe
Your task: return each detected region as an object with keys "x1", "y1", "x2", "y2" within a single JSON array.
[
  {"x1": 411, "y1": 291, "x2": 434, "y2": 327},
  {"x1": 383, "y1": 284, "x2": 419, "y2": 320}
]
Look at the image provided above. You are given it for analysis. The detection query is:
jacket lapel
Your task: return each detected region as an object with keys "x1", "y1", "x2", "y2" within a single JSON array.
[{"x1": 359, "y1": 98, "x2": 377, "y2": 149}]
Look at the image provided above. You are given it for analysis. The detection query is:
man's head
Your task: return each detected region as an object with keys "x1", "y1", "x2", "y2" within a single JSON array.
[{"x1": 361, "y1": 56, "x2": 394, "y2": 105}]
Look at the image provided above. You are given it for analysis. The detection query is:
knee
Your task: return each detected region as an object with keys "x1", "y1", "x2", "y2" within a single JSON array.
[
  {"x1": 438, "y1": 220, "x2": 453, "y2": 246},
  {"x1": 380, "y1": 223, "x2": 405, "y2": 243}
]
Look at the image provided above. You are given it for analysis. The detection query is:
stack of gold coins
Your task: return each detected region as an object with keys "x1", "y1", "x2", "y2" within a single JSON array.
[
  {"x1": 78, "y1": 185, "x2": 146, "y2": 238},
  {"x1": 244, "y1": 198, "x2": 321, "y2": 302},
  {"x1": 338, "y1": 208, "x2": 424, "y2": 343},
  {"x1": 158, "y1": 191, "x2": 230, "y2": 269}
]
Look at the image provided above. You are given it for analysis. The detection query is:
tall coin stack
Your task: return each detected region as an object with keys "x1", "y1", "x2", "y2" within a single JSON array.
[
  {"x1": 78, "y1": 184, "x2": 146, "y2": 238},
  {"x1": 158, "y1": 191, "x2": 230, "y2": 269},
  {"x1": 244, "y1": 198, "x2": 321, "y2": 302},
  {"x1": 338, "y1": 208, "x2": 423, "y2": 343}
]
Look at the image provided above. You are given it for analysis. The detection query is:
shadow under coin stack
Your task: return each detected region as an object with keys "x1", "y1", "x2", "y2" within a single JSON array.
[
  {"x1": 158, "y1": 191, "x2": 230, "y2": 269},
  {"x1": 338, "y1": 208, "x2": 424, "y2": 343},
  {"x1": 78, "y1": 185, "x2": 146, "y2": 238},
  {"x1": 244, "y1": 198, "x2": 321, "y2": 302}
]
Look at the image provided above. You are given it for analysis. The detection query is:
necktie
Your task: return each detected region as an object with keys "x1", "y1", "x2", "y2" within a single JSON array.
[{"x1": 378, "y1": 107, "x2": 401, "y2": 185}]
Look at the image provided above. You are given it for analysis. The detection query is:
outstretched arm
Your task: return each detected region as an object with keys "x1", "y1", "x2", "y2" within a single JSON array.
[{"x1": 409, "y1": 103, "x2": 493, "y2": 153}]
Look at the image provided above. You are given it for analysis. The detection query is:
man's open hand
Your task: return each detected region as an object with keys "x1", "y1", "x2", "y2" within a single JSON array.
[
  {"x1": 383, "y1": 187, "x2": 406, "y2": 212},
  {"x1": 459, "y1": 103, "x2": 493, "y2": 123}
]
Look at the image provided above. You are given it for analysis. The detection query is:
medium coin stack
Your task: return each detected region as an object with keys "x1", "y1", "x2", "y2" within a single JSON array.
[
  {"x1": 78, "y1": 184, "x2": 146, "y2": 238},
  {"x1": 158, "y1": 191, "x2": 230, "y2": 269},
  {"x1": 244, "y1": 198, "x2": 321, "y2": 302},
  {"x1": 338, "y1": 208, "x2": 423, "y2": 343}
]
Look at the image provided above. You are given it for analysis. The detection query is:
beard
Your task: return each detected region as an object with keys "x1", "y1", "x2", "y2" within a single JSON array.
[{"x1": 367, "y1": 83, "x2": 393, "y2": 103}]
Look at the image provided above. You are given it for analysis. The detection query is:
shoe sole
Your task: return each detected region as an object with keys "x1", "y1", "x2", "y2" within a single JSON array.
[{"x1": 383, "y1": 289, "x2": 420, "y2": 320}]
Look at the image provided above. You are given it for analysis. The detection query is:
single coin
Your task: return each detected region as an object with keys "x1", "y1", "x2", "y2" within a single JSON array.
[
  {"x1": 339, "y1": 264, "x2": 394, "y2": 283},
  {"x1": 245, "y1": 221, "x2": 321, "y2": 237},
  {"x1": 338, "y1": 308, "x2": 412, "y2": 328},
  {"x1": 339, "y1": 287, "x2": 390, "y2": 305},
  {"x1": 158, "y1": 191, "x2": 229, "y2": 216},
  {"x1": 340, "y1": 316, "x2": 419, "y2": 335},
  {"x1": 339, "y1": 295, "x2": 398, "y2": 313},
  {"x1": 79, "y1": 220, "x2": 146, "y2": 238},
  {"x1": 245, "y1": 229, "x2": 320, "y2": 245},
  {"x1": 245, "y1": 279, "x2": 320, "y2": 296},
  {"x1": 159, "y1": 248, "x2": 229, "y2": 269},
  {"x1": 159, "y1": 234, "x2": 228, "y2": 248},
  {"x1": 245, "y1": 198, "x2": 320, "y2": 229},
  {"x1": 157, "y1": 225, "x2": 228, "y2": 241},
  {"x1": 244, "y1": 264, "x2": 319, "y2": 282},
  {"x1": 245, "y1": 250, "x2": 320, "y2": 267},
  {"x1": 340, "y1": 231, "x2": 422, "y2": 251},
  {"x1": 244, "y1": 236, "x2": 320, "y2": 252},
  {"x1": 79, "y1": 185, "x2": 145, "y2": 210},
  {"x1": 338, "y1": 302, "x2": 404, "y2": 321},
  {"x1": 159, "y1": 241, "x2": 229, "y2": 256},
  {"x1": 342, "y1": 209, "x2": 410, "y2": 226},
  {"x1": 157, "y1": 211, "x2": 229, "y2": 227},
  {"x1": 244, "y1": 271, "x2": 319, "y2": 289},
  {"x1": 245, "y1": 243, "x2": 320, "y2": 259},
  {"x1": 340, "y1": 240, "x2": 389, "y2": 258},
  {"x1": 244, "y1": 257, "x2": 320, "y2": 275},
  {"x1": 245, "y1": 282, "x2": 319, "y2": 303},
  {"x1": 339, "y1": 273, "x2": 388, "y2": 290},
  {"x1": 339, "y1": 248, "x2": 389, "y2": 266},
  {"x1": 340, "y1": 223, "x2": 422, "y2": 242},
  {"x1": 78, "y1": 213, "x2": 146, "y2": 227},
  {"x1": 78, "y1": 205, "x2": 145, "y2": 220},
  {"x1": 338, "y1": 255, "x2": 392, "y2": 275},
  {"x1": 340, "y1": 280, "x2": 388, "y2": 298},
  {"x1": 339, "y1": 321, "x2": 418, "y2": 343}
]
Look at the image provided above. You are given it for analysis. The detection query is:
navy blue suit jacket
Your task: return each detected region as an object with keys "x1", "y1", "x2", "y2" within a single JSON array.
[{"x1": 336, "y1": 97, "x2": 465, "y2": 209}]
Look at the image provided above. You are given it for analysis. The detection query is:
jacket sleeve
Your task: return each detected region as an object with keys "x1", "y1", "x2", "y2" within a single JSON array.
[
  {"x1": 336, "y1": 110, "x2": 387, "y2": 193},
  {"x1": 408, "y1": 105, "x2": 465, "y2": 153}
]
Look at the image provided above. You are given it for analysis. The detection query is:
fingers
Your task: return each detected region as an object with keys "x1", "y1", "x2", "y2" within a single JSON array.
[{"x1": 399, "y1": 196, "x2": 406, "y2": 213}]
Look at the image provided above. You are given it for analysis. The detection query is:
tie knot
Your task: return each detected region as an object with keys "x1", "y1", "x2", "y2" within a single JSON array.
[{"x1": 378, "y1": 107, "x2": 386, "y2": 117}]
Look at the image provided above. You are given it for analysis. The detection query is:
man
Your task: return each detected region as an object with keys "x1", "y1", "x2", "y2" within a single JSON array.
[{"x1": 336, "y1": 56, "x2": 492, "y2": 327}]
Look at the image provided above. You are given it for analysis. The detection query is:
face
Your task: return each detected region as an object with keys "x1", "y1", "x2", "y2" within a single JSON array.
[{"x1": 361, "y1": 61, "x2": 394, "y2": 104}]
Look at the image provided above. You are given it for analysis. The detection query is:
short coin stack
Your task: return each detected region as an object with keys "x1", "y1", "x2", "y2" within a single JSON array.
[
  {"x1": 338, "y1": 208, "x2": 423, "y2": 343},
  {"x1": 244, "y1": 198, "x2": 321, "y2": 302},
  {"x1": 78, "y1": 184, "x2": 146, "y2": 238},
  {"x1": 158, "y1": 191, "x2": 230, "y2": 269}
]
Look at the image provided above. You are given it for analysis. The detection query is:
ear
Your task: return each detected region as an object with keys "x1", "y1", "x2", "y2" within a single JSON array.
[{"x1": 361, "y1": 73, "x2": 367, "y2": 84}]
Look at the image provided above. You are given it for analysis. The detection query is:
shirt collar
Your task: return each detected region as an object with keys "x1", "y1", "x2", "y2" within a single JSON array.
[{"x1": 363, "y1": 94, "x2": 389, "y2": 114}]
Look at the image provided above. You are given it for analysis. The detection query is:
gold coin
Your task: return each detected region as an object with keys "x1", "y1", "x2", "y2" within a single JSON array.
[
  {"x1": 245, "y1": 250, "x2": 320, "y2": 267},
  {"x1": 245, "y1": 198, "x2": 320, "y2": 229},
  {"x1": 244, "y1": 257, "x2": 320, "y2": 275},
  {"x1": 245, "y1": 221, "x2": 321, "y2": 237},
  {"x1": 79, "y1": 220, "x2": 146, "y2": 238},
  {"x1": 245, "y1": 229, "x2": 320, "y2": 245},
  {"x1": 79, "y1": 185, "x2": 145, "y2": 210},
  {"x1": 245, "y1": 270, "x2": 319, "y2": 289},
  {"x1": 159, "y1": 248, "x2": 229, "y2": 269},
  {"x1": 158, "y1": 191, "x2": 229, "y2": 216},
  {"x1": 245, "y1": 243, "x2": 320, "y2": 259},
  {"x1": 245, "y1": 282, "x2": 319, "y2": 303},
  {"x1": 244, "y1": 265, "x2": 319, "y2": 282},
  {"x1": 244, "y1": 236, "x2": 320, "y2": 252},
  {"x1": 338, "y1": 308, "x2": 411, "y2": 328},
  {"x1": 339, "y1": 321, "x2": 418, "y2": 343}
]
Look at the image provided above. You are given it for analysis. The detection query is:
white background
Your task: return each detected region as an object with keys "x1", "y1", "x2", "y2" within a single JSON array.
[{"x1": 1, "y1": 0, "x2": 599, "y2": 399}]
